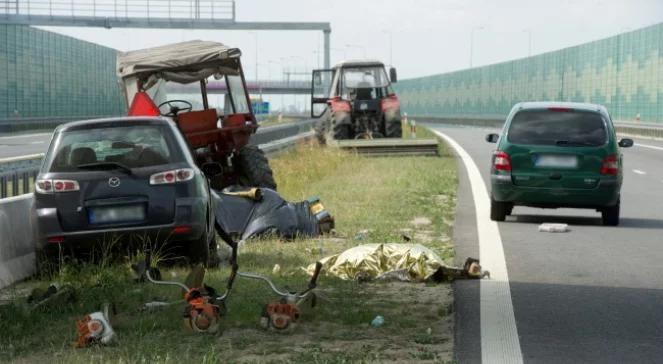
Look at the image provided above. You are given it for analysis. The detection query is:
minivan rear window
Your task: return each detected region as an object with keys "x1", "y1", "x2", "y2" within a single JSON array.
[
  {"x1": 45, "y1": 124, "x2": 183, "y2": 172},
  {"x1": 507, "y1": 109, "x2": 608, "y2": 146}
]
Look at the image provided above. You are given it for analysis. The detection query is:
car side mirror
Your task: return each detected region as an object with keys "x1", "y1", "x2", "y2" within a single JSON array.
[
  {"x1": 485, "y1": 133, "x2": 499, "y2": 143},
  {"x1": 618, "y1": 138, "x2": 634, "y2": 148},
  {"x1": 389, "y1": 67, "x2": 398, "y2": 83}
]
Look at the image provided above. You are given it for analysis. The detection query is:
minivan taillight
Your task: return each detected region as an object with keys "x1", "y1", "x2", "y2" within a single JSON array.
[
  {"x1": 600, "y1": 154, "x2": 619, "y2": 175},
  {"x1": 36, "y1": 179, "x2": 80, "y2": 193},
  {"x1": 150, "y1": 168, "x2": 195, "y2": 185},
  {"x1": 493, "y1": 151, "x2": 512, "y2": 171}
]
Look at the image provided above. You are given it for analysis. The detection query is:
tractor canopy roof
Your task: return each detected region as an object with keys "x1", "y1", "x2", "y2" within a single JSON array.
[{"x1": 117, "y1": 40, "x2": 242, "y2": 86}]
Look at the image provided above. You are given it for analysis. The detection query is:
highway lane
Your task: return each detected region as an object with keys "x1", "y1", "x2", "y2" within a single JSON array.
[
  {"x1": 0, "y1": 132, "x2": 52, "y2": 159},
  {"x1": 430, "y1": 124, "x2": 663, "y2": 363}
]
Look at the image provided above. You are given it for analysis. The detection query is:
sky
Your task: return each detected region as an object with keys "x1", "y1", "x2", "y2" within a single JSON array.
[{"x1": 36, "y1": 0, "x2": 663, "y2": 111}]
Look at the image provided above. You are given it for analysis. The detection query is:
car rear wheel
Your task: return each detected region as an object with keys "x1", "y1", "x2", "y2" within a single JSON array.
[
  {"x1": 188, "y1": 230, "x2": 213, "y2": 266},
  {"x1": 236, "y1": 145, "x2": 277, "y2": 190},
  {"x1": 490, "y1": 198, "x2": 508, "y2": 221},
  {"x1": 601, "y1": 202, "x2": 620, "y2": 226}
]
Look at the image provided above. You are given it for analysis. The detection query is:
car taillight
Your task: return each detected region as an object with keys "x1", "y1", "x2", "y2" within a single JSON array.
[
  {"x1": 600, "y1": 154, "x2": 619, "y2": 175},
  {"x1": 36, "y1": 179, "x2": 79, "y2": 193},
  {"x1": 150, "y1": 168, "x2": 195, "y2": 185},
  {"x1": 493, "y1": 151, "x2": 512, "y2": 171},
  {"x1": 380, "y1": 94, "x2": 400, "y2": 112},
  {"x1": 547, "y1": 107, "x2": 572, "y2": 112}
]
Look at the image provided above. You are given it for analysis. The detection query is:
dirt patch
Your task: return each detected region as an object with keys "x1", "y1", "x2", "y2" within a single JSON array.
[
  {"x1": 410, "y1": 217, "x2": 432, "y2": 227},
  {"x1": 219, "y1": 282, "x2": 454, "y2": 363}
]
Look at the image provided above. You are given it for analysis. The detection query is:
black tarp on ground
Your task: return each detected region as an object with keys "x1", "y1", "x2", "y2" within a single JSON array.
[{"x1": 212, "y1": 187, "x2": 328, "y2": 241}]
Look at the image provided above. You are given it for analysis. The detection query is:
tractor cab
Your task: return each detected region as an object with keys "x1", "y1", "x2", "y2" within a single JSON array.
[
  {"x1": 117, "y1": 40, "x2": 276, "y2": 190},
  {"x1": 311, "y1": 60, "x2": 402, "y2": 141}
]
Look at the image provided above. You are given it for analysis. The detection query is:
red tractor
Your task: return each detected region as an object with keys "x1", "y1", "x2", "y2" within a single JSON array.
[{"x1": 117, "y1": 40, "x2": 276, "y2": 190}]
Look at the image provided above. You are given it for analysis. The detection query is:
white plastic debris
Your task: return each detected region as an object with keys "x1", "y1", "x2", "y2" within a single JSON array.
[{"x1": 538, "y1": 223, "x2": 570, "y2": 233}]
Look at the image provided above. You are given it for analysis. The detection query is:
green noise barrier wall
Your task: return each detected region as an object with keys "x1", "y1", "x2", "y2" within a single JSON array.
[
  {"x1": 396, "y1": 22, "x2": 663, "y2": 123},
  {"x1": 0, "y1": 25, "x2": 125, "y2": 121}
]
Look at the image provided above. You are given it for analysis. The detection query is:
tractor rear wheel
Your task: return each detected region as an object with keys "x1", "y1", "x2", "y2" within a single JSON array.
[
  {"x1": 384, "y1": 118, "x2": 403, "y2": 138},
  {"x1": 236, "y1": 145, "x2": 277, "y2": 190}
]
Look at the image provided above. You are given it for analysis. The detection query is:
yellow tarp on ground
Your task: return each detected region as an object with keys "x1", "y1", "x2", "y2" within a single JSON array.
[{"x1": 307, "y1": 243, "x2": 445, "y2": 282}]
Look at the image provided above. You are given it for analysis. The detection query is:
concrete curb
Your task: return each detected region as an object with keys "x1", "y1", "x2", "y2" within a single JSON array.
[{"x1": 0, "y1": 194, "x2": 37, "y2": 289}]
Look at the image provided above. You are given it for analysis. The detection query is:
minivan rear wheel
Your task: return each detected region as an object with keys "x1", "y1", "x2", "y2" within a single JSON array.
[
  {"x1": 601, "y1": 202, "x2": 620, "y2": 226},
  {"x1": 490, "y1": 198, "x2": 508, "y2": 221}
]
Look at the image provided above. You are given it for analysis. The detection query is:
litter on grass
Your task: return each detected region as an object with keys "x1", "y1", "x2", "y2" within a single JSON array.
[{"x1": 538, "y1": 223, "x2": 570, "y2": 233}]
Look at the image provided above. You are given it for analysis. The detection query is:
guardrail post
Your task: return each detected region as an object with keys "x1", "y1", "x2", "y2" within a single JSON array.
[
  {"x1": 22, "y1": 171, "x2": 29, "y2": 194},
  {"x1": 11, "y1": 174, "x2": 18, "y2": 196},
  {"x1": 1, "y1": 176, "x2": 7, "y2": 198}
]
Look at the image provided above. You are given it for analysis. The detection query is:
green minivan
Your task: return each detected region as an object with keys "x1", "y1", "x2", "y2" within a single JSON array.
[{"x1": 486, "y1": 102, "x2": 633, "y2": 226}]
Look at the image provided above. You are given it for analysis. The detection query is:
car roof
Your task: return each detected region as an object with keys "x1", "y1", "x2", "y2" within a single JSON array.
[
  {"x1": 514, "y1": 101, "x2": 608, "y2": 114},
  {"x1": 55, "y1": 116, "x2": 175, "y2": 132},
  {"x1": 333, "y1": 59, "x2": 385, "y2": 69}
]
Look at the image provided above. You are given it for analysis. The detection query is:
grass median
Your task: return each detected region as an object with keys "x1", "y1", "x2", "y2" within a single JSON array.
[{"x1": 0, "y1": 135, "x2": 458, "y2": 364}]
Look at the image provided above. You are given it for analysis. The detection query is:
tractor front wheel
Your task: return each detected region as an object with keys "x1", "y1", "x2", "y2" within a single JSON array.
[{"x1": 236, "y1": 145, "x2": 277, "y2": 190}]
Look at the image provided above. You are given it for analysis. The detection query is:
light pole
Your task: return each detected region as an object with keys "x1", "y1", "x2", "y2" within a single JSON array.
[
  {"x1": 345, "y1": 44, "x2": 367, "y2": 59},
  {"x1": 523, "y1": 29, "x2": 532, "y2": 57},
  {"x1": 248, "y1": 32, "x2": 259, "y2": 82},
  {"x1": 330, "y1": 47, "x2": 347, "y2": 62},
  {"x1": 470, "y1": 26, "x2": 485, "y2": 68},
  {"x1": 382, "y1": 30, "x2": 393, "y2": 66}
]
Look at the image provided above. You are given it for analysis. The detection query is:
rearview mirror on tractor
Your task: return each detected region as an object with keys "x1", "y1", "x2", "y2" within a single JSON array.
[
  {"x1": 618, "y1": 138, "x2": 634, "y2": 148},
  {"x1": 390, "y1": 67, "x2": 398, "y2": 83},
  {"x1": 485, "y1": 133, "x2": 499, "y2": 143}
]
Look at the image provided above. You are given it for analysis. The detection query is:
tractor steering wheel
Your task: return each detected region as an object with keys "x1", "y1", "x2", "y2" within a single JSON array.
[{"x1": 158, "y1": 100, "x2": 193, "y2": 117}]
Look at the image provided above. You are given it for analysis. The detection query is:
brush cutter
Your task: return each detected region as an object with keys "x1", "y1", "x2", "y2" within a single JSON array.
[
  {"x1": 144, "y1": 228, "x2": 239, "y2": 334},
  {"x1": 238, "y1": 261, "x2": 323, "y2": 332}
]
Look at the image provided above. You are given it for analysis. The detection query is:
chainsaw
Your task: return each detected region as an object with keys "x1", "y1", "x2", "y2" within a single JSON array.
[
  {"x1": 144, "y1": 233, "x2": 238, "y2": 334},
  {"x1": 238, "y1": 261, "x2": 323, "y2": 332}
]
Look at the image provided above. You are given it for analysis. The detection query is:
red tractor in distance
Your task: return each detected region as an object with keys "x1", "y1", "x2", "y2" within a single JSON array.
[{"x1": 117, "y1": 40, "x2": 276, "y2": 190}]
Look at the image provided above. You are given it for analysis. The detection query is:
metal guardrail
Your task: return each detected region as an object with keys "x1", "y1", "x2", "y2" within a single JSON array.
[
  {"x1": 0, "y1": 0, "x2": 235, "y2": 21},
  {"x1": 0, "y1": 118, "x2": 318, "y2": 198},
  {"x1": 418, "y1": 116, "x2": 663, "y2": 137}
]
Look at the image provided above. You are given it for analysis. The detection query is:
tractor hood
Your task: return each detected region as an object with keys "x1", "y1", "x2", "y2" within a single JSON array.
[{"x1": 117, "y1": 40, "x2": 242, "y2": 85}]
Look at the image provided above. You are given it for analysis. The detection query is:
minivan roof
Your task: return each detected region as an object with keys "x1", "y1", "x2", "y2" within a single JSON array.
[{"x1": 514, "y1": 101, "x2": 607, "y2": 114}]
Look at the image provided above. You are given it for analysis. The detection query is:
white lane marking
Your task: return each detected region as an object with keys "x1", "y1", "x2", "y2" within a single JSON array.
[
  {"x1": 29, "y1": 141, "x2": 44, "y2": 145},
  {"x1": 633, "y1": 169, "x2": 646, "y2": 175},
  {"x1": 635, "y1": 143, "x2": 663, "y2": 151},
  {"x1": 0, "y1": 133, "x2": 50, "y2": 141},
  {"x1": 431, "y1": 129, "x2": 523, "y2": 364}
]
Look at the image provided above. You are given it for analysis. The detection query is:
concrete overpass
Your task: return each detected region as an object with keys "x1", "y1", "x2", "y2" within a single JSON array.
[{"x1": 170, "y1": 80, "x2": 311, "y2": 95}]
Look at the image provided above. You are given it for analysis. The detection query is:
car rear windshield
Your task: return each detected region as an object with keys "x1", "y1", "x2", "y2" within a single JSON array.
[
  {"x1": 507, "y1": 109, "x2": 608, "y2": 146},
  {"x1": 45, "y1": 124, "x2": 183, "y2": 172}
]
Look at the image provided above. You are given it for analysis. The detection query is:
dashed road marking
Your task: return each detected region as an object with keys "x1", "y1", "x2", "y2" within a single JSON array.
[
  {"x1": 430, "y1": 129, "x2": 523, "y2": 364},
  {"x1": 633, "y1": 169, "x2": 647, "y2": 175}
]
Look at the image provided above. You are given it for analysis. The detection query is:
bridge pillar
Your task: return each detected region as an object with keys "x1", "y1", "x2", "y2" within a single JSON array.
[{"x1": 323, "y1": 29, "x2": 331, "y2": 69}]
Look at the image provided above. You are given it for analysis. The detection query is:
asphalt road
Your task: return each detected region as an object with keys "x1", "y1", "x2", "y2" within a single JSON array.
[
  {"x1": 429, "y1": 124, "x2": 663, "y2": 364},
  {"x1": 0, "y1": 132, "x2": 52, "y2": 159}
]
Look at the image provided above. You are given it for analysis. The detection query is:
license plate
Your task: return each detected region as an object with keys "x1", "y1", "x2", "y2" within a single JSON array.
[
  {"x1": 360, "y1": 102, "x2": 368, "y2": 110},
  {"x1": 88, "y1": 205, "x2": 145, "y2": 224},
  {"x1": 534, "y1": 155, "x2": 578, "y2": 168}
]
